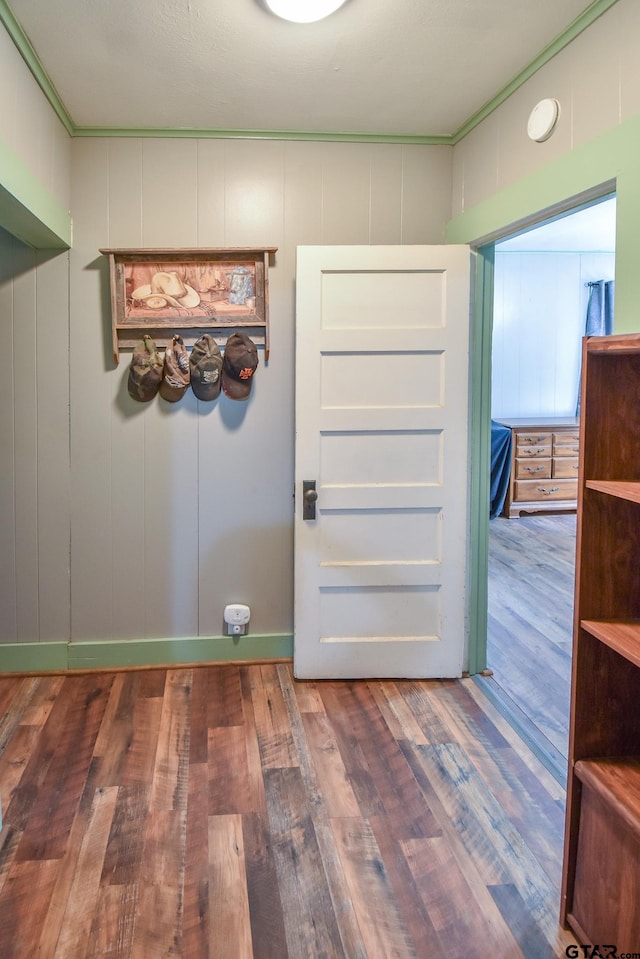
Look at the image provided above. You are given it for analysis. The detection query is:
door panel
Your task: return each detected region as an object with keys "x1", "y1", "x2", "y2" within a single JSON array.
[{"x1": 294, "y1": 245, "x2": 471, "y2": 679}]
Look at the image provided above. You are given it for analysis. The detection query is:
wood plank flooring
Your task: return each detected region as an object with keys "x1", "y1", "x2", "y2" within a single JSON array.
[
  {"x1": 486, "y1": 513, "x2": 576, "y2": 770},
  {"x1": 0, "y1": 664, "x2": 577, "y2": 958}
]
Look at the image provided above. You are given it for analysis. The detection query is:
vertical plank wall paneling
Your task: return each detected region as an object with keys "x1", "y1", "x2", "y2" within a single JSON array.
[
  {"x1": 106, "y1": 138, "x2": 147, "y2": 640},
  {"x1": 451, "y1": 0, "x2": 640, "y2": 216},
  {"x1": 70, "y1": 138, "x2": 114, "y2": 641},
  {"x1": 139, "y1": 139, "x2": 200, "y2": 640},
  {"x1": 0, "y1": 24, "x2": 72, "y2": 218},
  {"x1": 78, "y1": 137, "x2": 453, "y2": 646},
  {"x1": 196, "y1": 140, "x2": 289, "y2": 638},
  {"x1": 0, "y1": 229, "x2": 20, "y2": 642},
  {"x1": 34, "y1": 251, "x2": 71, "y2": 641},
  {"x1": 369, "y1": 143, "x2": 404, "y2": 245},
  {"x1": 12, "y1": 246, "x2": 40, "y2": 642},
  {"x1": 491, "y1": 251, "x2": 616, "y2": 419},
  {"x1": 0, "y1": 229, "x2": 70, "y2": 644},
  {"x1": 2, "y1": 138, "x2": 454, "y2": 649},
  {"x1": 321, "y1": 142, "x2": 372, "y2": 244}
]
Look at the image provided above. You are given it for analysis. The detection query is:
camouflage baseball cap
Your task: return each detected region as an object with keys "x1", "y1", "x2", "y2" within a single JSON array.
[
  {"x1": 128, "y1": 335, "x2": 163, "y2": 402},
  {"x1": 160, "y1": 334, "x2": 190, "y2": 402},
  {"x1": 190, "y1": 333, "x2": 223, "y2": 401}
]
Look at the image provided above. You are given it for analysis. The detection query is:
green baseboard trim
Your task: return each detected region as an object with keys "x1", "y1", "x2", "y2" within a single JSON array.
[
  {"x1": 0, "y1": 642, "x2": 69, "y2": 672},
  {"x1": 0, "y1": 634, "x2": 293, "y2": 673}
]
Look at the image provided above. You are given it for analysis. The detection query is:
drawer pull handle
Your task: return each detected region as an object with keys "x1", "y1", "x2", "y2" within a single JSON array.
[
  {"x1": 537, "y1": 486, "x2": 559, "y2": 495},
  {"x1": 524, "y1": 448, "x2": 545, "y2": 456},
  {"x1": 525, "y1": 465, "x2": 545, "y2": 474},
  {"x1": 523, "y1": 435, "x2": 544, "y2": 443}
]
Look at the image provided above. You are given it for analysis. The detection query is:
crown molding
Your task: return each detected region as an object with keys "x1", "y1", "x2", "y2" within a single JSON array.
[
  {"x1": 0, "y1": 0, "x2": 620, "y2": 145},
  {"x1": 0, "y1": 0, "x2": 74, "y2": 135},
  {"x1": 451, "y1": 0, "x2": 620, "y2": 144},
  {"x1": 71, "y1": 126, "x2": 452, "y2": 144}
]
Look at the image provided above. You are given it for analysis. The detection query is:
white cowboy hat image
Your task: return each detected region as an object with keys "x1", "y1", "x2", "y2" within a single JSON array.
[{"x1": 132, "y1": 271, "x2": 200, "y2": 309}]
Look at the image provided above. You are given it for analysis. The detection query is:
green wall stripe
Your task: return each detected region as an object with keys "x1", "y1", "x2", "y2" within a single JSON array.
[
  {"x1": 0, "y1": 635, "x2": 293, "y2": 673},
  {"x1": 1, "y1": 0, "x2": 619, "y2": 145},
  {"x1": 446, "y1": 113, "x2": 640, "y2": 336},
  {"x1": 0, "y1": 136, "x2": 71, "y2": 248},
  {"x1": 447, "y1": 111, "x2": 640, "y2": 245}
]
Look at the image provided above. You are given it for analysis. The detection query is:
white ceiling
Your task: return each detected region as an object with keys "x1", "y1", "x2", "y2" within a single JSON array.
[
  {"x1": 6, "y1": 0, "x2": 598, "y2": 137},
  {"x1": 498, "y1": 196, "x2": 617, "y2": 253}
]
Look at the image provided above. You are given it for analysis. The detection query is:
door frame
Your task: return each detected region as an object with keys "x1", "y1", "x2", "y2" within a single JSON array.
[
  {"x1": 467, "y1": 243, "x2": 495, "y2": 675},
  {"x1": 465, "y1": 186, "x2": 617, "y2": 675}
]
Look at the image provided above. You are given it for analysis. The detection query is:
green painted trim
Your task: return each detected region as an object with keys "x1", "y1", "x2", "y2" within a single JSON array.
[
  {"x1": 0, "y1": 137, "x2": 71, "y2": 248},
  {"x1": 71, "y1": 126, "x2": 451, "y2": 145},
  {"x1": 0, "y1": 0, "x2": 74, "y2": 136},
  {"x1": 1, "y1": 0, "x2": 616, "y2": 145},
  {"x1": 0, "y1": 635, "x2": 293, "y2": 673},
  {"x1": 446, "y1": 116, "x2": 640, "y2": 248},
  {"x1": 451, "y1": 0, "x2": 620, "y2": 144},
  {"x1": 466, "y1": 246, "x2": 494, "y2": 676},
  {"x1": 451, "y1": 110, "x2": 640, "y2": 676},
  {"x1": 446, "y1": 113, "x2": 640, "y2": 335},
  {"x1": 609, "y1": 168, "x2": 640, "y2": 334},
  {"x1": 0, "y1": 642, "x2": 68, "y2": 673}
]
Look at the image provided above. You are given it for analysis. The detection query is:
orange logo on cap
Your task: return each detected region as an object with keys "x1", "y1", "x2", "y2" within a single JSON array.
[{"x1": 239, "y1": 367, "x2": 254, "y2": 380}]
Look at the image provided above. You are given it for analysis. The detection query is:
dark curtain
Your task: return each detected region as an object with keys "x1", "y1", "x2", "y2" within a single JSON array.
[
  {"x1": 489, "y1": 420, "x2": 512, "y2": 519},
  {"x1": 585, "y1": 279, "x2": 614, "y2": 336},
  {"x1": 576, "y1": 279, "x2": 614, "y2": 414}
]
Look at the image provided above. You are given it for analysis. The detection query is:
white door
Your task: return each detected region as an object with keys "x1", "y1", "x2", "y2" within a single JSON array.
[{"x1": 294, "y1": 245, "x2": 472, "y2": 679}]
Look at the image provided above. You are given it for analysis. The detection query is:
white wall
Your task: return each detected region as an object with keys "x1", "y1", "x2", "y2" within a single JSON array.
[
  {"x1": 0, "y1": 227, "x2": 71, "y2": 643},
  {"x1": 0, "y1": 23, "x2": 71, "y2": 218},
  {"x1": 0, "y1": 135, "x2": 454, "y2": 646},
  {"x1": 452, "y1": 0, "x2": 640, "y2": 216},
  {"x1": 491, "y1": 251, "x2": 615, "y2": 419}
]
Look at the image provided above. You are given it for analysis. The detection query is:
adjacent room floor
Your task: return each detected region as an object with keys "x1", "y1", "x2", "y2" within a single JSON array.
[{"x1": 482, "y1": 512, "x2": 577, "y2": 785}]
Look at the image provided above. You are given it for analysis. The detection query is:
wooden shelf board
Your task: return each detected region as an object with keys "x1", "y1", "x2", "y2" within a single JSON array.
[
  {"x1": 116, "y1": 319, "x2": 265, "y2": 332},
  {"x1": 584, "y1": 332, "x2": 640, "y2": 354},
  {"x1": 586, "y1": 480, "x2": 640, "y2": 503},
  {"x1": 581, "y1": 619, "x2": 640, "y2": 668},
  {"x1": 574, "y1": 757, "x2": 640, "y2": 842}
]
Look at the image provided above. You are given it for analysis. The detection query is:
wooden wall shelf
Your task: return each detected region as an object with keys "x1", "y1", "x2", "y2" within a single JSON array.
[{"x1": 100, "y1": 247, "x2": 277, "y2": 364}]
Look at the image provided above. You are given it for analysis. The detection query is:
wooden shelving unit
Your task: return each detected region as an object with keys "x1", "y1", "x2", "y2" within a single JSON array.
[{"x1": 561, "y1": 332, "x2": 640, "y2": 950}]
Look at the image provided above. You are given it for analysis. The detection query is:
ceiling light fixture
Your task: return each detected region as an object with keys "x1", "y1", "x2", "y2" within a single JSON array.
[{"x1": 265, "y1": 0, "x2": 348, "y2": 23}]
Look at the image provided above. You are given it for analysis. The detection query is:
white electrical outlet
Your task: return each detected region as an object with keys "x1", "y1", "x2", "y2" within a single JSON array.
[
  {"x1": 224, "y1": 604, "x2": 251, "y2": 625},
  {"x1": 224, "y1": 604, "x2": 250, "y2": 635}
]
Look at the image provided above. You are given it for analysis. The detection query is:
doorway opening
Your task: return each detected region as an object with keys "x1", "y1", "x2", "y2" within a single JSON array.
[{"x1": 476, "y1": 194, "x2": 617, "y2": 786}]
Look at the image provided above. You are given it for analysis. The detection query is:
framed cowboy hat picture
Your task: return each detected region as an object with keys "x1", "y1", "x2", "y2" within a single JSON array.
[{"x1": 100, "y1": 247, "x2": 277, "y2": 364}]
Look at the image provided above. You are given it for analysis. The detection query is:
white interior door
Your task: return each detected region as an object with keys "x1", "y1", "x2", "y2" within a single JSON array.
[{"x1": 294, "y1": 244, "x2": 472, "y2": 679}]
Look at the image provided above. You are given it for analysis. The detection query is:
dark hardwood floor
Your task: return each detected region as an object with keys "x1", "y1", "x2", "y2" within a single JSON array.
[
  {"x1": 0, "y1": 663, "x2": 577, "y2": 958},
  {"x1": 485, "y1": 513, "x2": 576, "y2": 781}
]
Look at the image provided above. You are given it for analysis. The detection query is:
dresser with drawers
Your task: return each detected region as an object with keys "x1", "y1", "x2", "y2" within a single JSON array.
[{"x1": 495, "y1": 417, "x2": 580, "y2": 518}]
